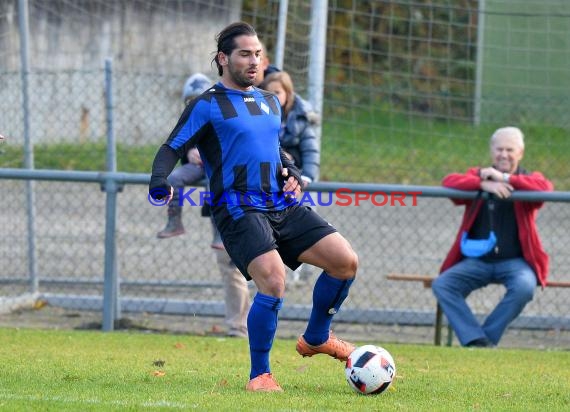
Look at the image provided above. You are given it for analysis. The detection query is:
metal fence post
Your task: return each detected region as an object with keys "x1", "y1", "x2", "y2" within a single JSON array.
[
  {"x1": 102, "y1": 58, "x2": 120, "y2": 330},
  {"x1": 308, "y1": 0, "x2": 328, "y2": 181},
  {"x1": 18, "y1": 0, "x2": 38, "y2": 294},
  {"x1": 474, "y1": 0, "x2": 486, "y2": 126},
  {"x1": 274, "y1": 0, "x2": 288, "y2": 70},
  {"x1": 101, "y1": 175, "x2": 122, "y2": 331},
  {"x1": 105, "y1": 58, "x2": 117, "y2": 173}
]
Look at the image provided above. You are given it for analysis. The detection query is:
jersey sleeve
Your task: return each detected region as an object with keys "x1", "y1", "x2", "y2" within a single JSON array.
[{"x1": 166, "y1": 97, "x2": 211, "y2": 159}]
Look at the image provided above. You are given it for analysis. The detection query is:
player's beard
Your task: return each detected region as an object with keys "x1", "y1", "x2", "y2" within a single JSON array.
[{"x1": 227, "y1": 59, "x2": 256, "y2": 88}]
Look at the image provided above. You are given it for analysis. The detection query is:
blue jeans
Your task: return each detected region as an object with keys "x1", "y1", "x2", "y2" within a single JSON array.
[
  {"x1": 167, "y1": 162, "x2": 204, "y2": 189},
  {"x1": 432, "y1": 258, "x2": 536, "y2": 346},
  {"x1": 166, "y1": 162, "x2": 205, "y2": 206}
]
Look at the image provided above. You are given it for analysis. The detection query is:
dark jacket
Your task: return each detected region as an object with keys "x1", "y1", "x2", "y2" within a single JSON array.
[{"x1": 279, "y1": 94, "x2": 320, "y2": 182}]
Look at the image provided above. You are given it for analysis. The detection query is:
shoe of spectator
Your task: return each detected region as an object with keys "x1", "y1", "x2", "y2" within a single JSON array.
[
  {"x1": 157, "y1": 206, "x2": 185, "y2": 238},
  {"x1": 465, "y1": 337, "x2": 495, "y2": 348}
]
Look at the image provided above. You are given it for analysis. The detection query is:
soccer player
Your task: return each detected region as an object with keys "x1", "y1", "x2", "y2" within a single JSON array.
[
  {"x1": 155, "y1": 72, "x2": 251, "y2": 338},
  {"x1": 149, "y1": 22, "x2": 358, "y2": 392}
]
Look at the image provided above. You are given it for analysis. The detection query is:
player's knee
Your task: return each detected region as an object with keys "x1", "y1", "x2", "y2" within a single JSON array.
[
  {"x1": 251, "y1": 267, "x2": 286, "y2": 297},
  {"x1": 339, "y1": 249, "x2": 358, "y2": 278},
  {"x1": 349, "y1": 250, "x2": 359, "y2": 275},
  {"x1": 263, "y1": 276, "x2": 286, "y2": 297}
]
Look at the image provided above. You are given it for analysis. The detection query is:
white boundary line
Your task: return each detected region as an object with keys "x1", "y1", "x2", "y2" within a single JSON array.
[{"x1": 0, "y1": 392, "x2": 191, "y2": 409}]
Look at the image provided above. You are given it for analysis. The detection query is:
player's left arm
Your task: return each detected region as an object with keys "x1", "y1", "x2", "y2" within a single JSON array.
[{"x1": 280, "y1": 147, "x2": 303, "y2": 196}]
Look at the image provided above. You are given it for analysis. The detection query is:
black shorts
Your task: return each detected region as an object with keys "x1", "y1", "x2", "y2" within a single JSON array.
[{"x1": 220, "y1": 204, "x2": 337, "y2": 280}]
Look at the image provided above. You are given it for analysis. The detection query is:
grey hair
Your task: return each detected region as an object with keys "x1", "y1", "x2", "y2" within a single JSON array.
[{"x1": 490, "y1": 126, "x2": 525, "y2": 149}]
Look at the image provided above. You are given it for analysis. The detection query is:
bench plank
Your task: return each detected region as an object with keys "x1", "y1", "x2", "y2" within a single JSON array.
[{"x1": 387, "y1": 274, "x2": 570, "y2": 288}]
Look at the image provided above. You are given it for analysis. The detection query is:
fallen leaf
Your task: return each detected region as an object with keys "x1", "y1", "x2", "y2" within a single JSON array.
[{"x1": 296, "y1": 365, "x2": 308, "y2": 373}]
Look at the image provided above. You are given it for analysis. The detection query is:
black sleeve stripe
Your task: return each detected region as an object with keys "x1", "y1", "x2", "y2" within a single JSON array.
[
  {"x1": 150, "y1": 144, "x2": 181, "y2": 183},
  {"x1": 176, "y1": 122, "x2": 212, "y2": 159},
  {"x1": 164, "y1": 95, "x2": 206, "y2": 156},
  {"x1": 165, "y1": 103, "x2": 193, "y2": 145}
]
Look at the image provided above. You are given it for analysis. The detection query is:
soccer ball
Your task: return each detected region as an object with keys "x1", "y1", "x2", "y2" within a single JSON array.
[{"x1": 345, "y1": 345, "x2": 396, "y2": 395}]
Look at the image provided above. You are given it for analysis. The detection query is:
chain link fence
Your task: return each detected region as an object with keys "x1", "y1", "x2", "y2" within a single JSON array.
[
  {"x1": 1, "y1": 173, "x2": 569, "y2": 347},
  {"x1": 1, "y1": 1, "x2": 570, "y2": 347}
]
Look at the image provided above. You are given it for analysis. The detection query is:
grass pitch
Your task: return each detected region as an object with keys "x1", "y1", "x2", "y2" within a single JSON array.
[{"x1": 1, "y1": 328, "x2": 569, "y2": 411}]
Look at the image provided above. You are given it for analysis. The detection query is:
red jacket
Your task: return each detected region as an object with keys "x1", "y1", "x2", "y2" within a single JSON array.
[{"x1": 439, "y1": 167, "x2": 554, "y2": 287}]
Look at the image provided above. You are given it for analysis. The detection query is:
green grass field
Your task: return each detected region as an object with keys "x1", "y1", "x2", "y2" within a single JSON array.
[
  {"x1": 1, "y1": 328, "x2": 569, "y2": 411},
  {"x1": 1, "y1": 109, "x2": 569, "y2": 190}
]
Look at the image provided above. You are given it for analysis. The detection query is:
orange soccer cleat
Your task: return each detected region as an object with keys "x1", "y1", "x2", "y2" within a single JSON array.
[
  {"x1": 245, "y1": 373, "x2": 283, "y2": 392},
  {"x1": 296, "y1": 331, "x2": 355, "y2": 362}
]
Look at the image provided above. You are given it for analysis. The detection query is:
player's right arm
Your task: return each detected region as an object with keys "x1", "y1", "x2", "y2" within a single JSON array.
[
  {"x1": 149, "y1": 144, "x2": 180, "y2": 200},
  {"x1": 149, "y1": 95, "x2": 211, "y2": 201}
]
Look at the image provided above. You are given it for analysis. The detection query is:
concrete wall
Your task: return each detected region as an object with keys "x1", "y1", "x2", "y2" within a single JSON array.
[
  {"x1": 1, "y1": 0, "x2": 241, "y2": 73},
  {"x1": 0, "y1": 0, "x2": 241, "y2": 144}
]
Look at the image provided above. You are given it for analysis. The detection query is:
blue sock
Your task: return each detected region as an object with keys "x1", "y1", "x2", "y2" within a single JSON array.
[
  {"x1": 303, "y1": 272, "x2": 354, "y2": 346},
  {"x1": 248, "y1": 292, "x2": 283, "y2": 380}
]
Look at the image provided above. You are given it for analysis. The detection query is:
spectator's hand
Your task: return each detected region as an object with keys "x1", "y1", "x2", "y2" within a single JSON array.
[
  {"x1": 187, "y1": 148, "x2": 203, "y2": 166},
  {"x1": 282, "y1": 168, "x2": 302, "y2": 199},
  {"x1": 479, "y1": 167, "x2": 503, "y2": 182},
  {"x1": 481, "y1": 180, "x2": 513, "y2": 199}
]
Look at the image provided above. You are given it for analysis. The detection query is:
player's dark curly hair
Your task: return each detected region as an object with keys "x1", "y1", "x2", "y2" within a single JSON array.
[{"x1": 213, "y1": 22, "x2": 257, "y2": 76}]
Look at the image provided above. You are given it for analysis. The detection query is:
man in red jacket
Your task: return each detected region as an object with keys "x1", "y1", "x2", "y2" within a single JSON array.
[{"x1": 432, "y1": 126, "x2": 553, "y2": 347}]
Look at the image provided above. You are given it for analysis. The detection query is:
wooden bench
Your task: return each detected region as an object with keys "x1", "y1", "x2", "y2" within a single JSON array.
[{"x1": 386, "y1": 273, "x2": 570, "y2": 346}]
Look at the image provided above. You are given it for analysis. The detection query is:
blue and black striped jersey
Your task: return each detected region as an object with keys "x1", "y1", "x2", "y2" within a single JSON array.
[{"x1": 164, "y1": 82, "x2": 293, "y2": 221}]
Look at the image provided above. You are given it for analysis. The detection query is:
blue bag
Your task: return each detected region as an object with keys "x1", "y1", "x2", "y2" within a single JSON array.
[
  {"x1": 460, "y1": 193, "x2": 498, "y2": 258},
  {"x1": 460, "y1": 230, "x2": 497, "y2": 258}
]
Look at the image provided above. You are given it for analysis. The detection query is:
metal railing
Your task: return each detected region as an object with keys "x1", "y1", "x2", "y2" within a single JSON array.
[{"x1": 1, "y1": 168, "x2": 569, "y2": 336}]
